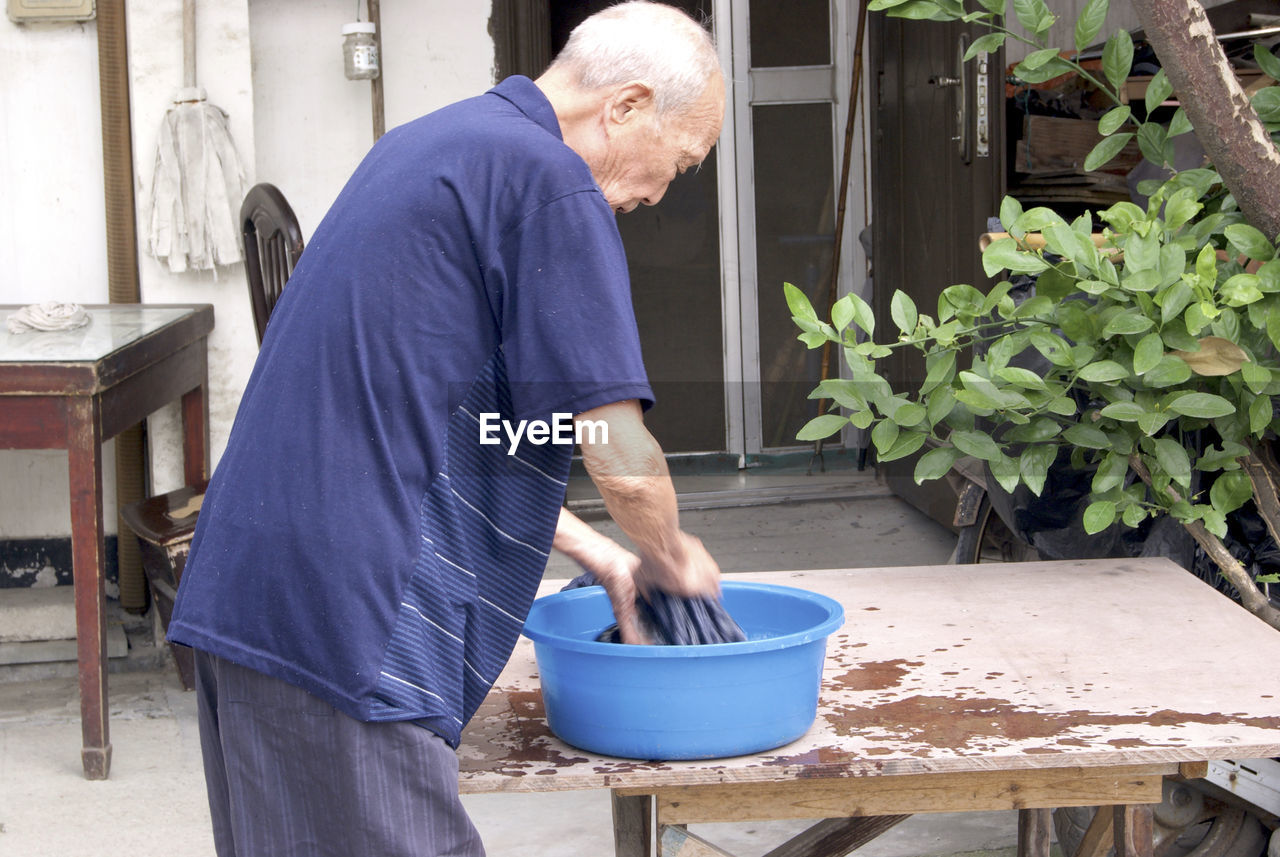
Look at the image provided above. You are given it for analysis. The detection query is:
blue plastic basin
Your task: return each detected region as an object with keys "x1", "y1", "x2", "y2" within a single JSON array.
[{"x1": 521, "y1": 581, "x2": 845, "y2": 760}]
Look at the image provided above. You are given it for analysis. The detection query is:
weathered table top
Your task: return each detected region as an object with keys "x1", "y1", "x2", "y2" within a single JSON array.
[{"x1": 458, "y1": 558, "x2": 1280, "y2": 794}]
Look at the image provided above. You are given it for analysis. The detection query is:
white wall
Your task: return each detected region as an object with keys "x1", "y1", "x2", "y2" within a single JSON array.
[
  {"x1": 0, "y1": 17, "x2": 114, "y2": 538},
  {"x1": 0, "y1": 2, "x2": 494, "y2": 543}
]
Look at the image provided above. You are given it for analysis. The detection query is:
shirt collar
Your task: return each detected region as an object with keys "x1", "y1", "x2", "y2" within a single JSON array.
[{"x1": 490, "y1": 75, "x2": 563, "y2": 142}]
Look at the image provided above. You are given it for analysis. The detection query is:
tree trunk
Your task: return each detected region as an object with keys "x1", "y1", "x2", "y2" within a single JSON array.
[
  {"x1": 1130, "y1": 455, "x2": 1280, "y2": 631},
  {"x1": 1131, "y1": 0, "x2": 1280, "y2": 239}
]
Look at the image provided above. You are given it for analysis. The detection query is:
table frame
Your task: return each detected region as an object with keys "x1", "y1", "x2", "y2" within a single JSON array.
[
  {"x1": 0, "y1": 304, "x2": 213, "y2": 779},
  {"x1": 610, "y1": 760, "x2": 1206, "y2": 857}
]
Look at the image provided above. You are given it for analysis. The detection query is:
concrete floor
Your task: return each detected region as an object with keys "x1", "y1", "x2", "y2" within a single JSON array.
[{"x1": 0, "y1": 471, "x2": 1033, "y2": 857}]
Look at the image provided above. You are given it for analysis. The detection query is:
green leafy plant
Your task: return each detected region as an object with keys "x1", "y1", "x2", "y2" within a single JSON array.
[{"x1": 789, "y1": 0, "x2": 1280, "y2": 629}]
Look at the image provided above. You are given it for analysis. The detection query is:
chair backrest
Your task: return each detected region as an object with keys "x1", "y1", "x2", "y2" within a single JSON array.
[{"x1": 241, "y1": 183, "x2": 305, "y2": 345}]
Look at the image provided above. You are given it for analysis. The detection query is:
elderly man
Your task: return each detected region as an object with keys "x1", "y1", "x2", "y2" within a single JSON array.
[{"x1": 168, "y1": 2, "x2": 725, "y2": 854}]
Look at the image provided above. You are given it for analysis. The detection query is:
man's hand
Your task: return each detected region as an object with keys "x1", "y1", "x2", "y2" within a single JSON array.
[
  {"x1": 574, "y1": 400, "x2": 721, "y2": 599},
  {"x1": 552, "y1": 508, "x2": 646, "y2": 644}
]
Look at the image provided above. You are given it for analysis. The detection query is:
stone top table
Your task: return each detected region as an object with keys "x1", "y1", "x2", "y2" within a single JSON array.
[
  {"x1": 458, "y1": 558, "x2": 1280, "y2": 856},
  {"x1": 0, "y1": 304, "x2": 213, "y2": 779}
]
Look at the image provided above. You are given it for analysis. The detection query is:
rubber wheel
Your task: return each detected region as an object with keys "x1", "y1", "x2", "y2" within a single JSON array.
[
  {"x1": 1053, "y1": 798, "x2": 1267, "y2": 857},
  {"x1": 954, "y1": 493, "x2": 1040, "y2": 564}
]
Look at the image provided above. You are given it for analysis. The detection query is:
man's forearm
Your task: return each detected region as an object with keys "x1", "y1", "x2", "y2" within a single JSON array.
[{"x1": 575, "y1": 400, "x2": 719, "y2": 597}]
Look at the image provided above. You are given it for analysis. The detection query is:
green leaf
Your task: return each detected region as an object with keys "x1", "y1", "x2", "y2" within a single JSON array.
[
  {"x1": 1255, "y1": 44, "x2": 1280, "y2": 82},
  {"x1": 1221, "y1": 273, "x2": 1263, "y2": 307},
  {"x1": 1092, "y1": 451, "x2": 1129, "y2": 493},
  {"x1": 996, "y1": 366, "x2": 1048, "y2": 390},
  {"x1": 879, "y1": 430, "x2": 928, "y2": 462},
  {"x1": 914, "y1": 445, "x2": 963, "y2": 483},
  {"x1": 1144, "y1": 69, "x2": 1174, "y2": 115},
  {"x1": 894, "y1": 402, "x2": 928, "y2": 427},
  {"x1": 1084, "y1": 132, "x2": 1135, "y2": 172},
  {"x1": 1122, "y1": 504, "x2": 1148, "y2": 527},
  {"x1": 797, "y1": 413, "x2": 848, "y2": 441},
  {"x1": 1251, "y1": 394, "x2": 1273, "y2": 434},
  {"x1": 1098, "y1": 105, "x2": 1131, "y2": 136},
  {"x1": 1012, "y1": 206, "x2": 1065, "y2": 234},
  {"x1": 784, "y1": 282, "x2": 818, "y2": 323},
  {"x1": 1243, "y1": 361, "x2": 1271, "y2": 395},
  {"x1": 1132, "y1": 332, "x2": 1164, "y2": 375},
  {"x1": 871, "y1": 417, "x2": 899, "y2": 453},
  {"x1": 1168, "y1": 107, "x2": 1193, "y2": 138},
  {"x1": 1102, "y1": 29, "x2": 1134, "y2": 93},
  {"x1": 1197, "y1": 441, "x2": 1251, "y2": 471},
  {"x1": 1252, "y1": 86, "x2": 1280, "y2": 126},
  {"x1": 1101, "y1": 311, "x2": 1154, "y2": 337},
  {"x1": 1137, "y1": 411, "x2": 1171, "y2": 435},
  {"x1": 1013, "y1": 0, "x2": 1055, "y2": 35},
  {"x1": 982, "y1": 237, "x2": 1050, "y2": 277},
  {"x1": 1210, "y1": 469, "x2": 1253, "y2": 514},
  {"x1": 1163, "y1": 189, "x2": 1202, "y2": 233},
  {"x1": 964, "y1": 32, "x2": 1008, "y2": 62},
  {"x1": 921, "y1": 349, "x2": 957, "y2": 395},
  {"x1": 1146, "y1": 355, "x2": 1193, "y2": 388},
  {"x1": 1153, "y1": 437, "x2": 1192, "y2": 488},
  {"x1": 1074, "y1": 0, "x2": 1109, "y2": 52},
  {"x1": 1022, "y1": 47, "x2": 1063, "y2": 70},
  {"x1": 1164, "y1": 392, "x2": 1236, "y2": 418},
  {"x1": 890, "y1": 290, "x2": 919, "y2": 336},
  {"x1": 883, "y1": 1, "x2": 947, "y2": 20},
  {"x1": 950, "y1": 429, "x2": 1002, "y2": 462},
  {"x1": 1019, "y1": 445, "x2": 1056, "y2": 495},
  {"x1": 1159, "y1": 281, "x2": 1194, "y2": 326},
  {"x1": 1202, "y1": 507, "x2": 1228, "y2": 539},
  {"x1": 977, "y1": 0, "x2": 1005, "y2": 12},
  {"x1": 1062, "y1": 423, "x2": 1111, "y2": 449},
  {"x1": 1098, "y1": 401, "x2": 1146, "y2": 422},
  {"x1": 1224, "y1": 223, "x2": 1276, "y2": 262},
  {"x1": 999, "y1": 196, "x2": 1024, "y2": 233},
  {"x1": 1083, "y1": 501, "x2": 1117, "y2": 534},
  {"x1": 1076, "y1": 360, "x2": 1129, "y2": 382},
  {"x1": 830, "y1": 293, "x2": 855, "y2": 334},
  {"x1": 1137, "y1": 121, "x2": 1171, "y2": 166},
  {"x1": 1002, "y1": 417, "x2": 1062, "y2": 443}
]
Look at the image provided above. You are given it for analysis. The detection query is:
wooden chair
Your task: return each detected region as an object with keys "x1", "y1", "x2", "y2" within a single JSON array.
[
  {"x1": 121, "y1": 183, "x2": 304, "y2": 689},
  {"x1": 241, "y1": 182, "x2": 305, "y2": 344}
]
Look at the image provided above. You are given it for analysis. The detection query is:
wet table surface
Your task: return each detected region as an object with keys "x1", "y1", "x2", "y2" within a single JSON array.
[{"x1": 459, "y1": 558, "x2": 1280, "y2": 794}]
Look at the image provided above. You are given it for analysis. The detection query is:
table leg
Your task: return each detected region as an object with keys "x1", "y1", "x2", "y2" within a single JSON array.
[
  {"x1": 1017, "y1": 809, "x2": 1053, "y2": 857},
  {"x1": 613, "y1": 792, "x2": 653, "y2": 857},
  {"x1": 67, "y1": 398, "x2": 111, "y2": 779},
  {"x1": 180, "y1": 374, "x2": 208, "y2": 487},
  {"x1": 1114, "y1": 805, "x2": 1154, "y2": 857}
]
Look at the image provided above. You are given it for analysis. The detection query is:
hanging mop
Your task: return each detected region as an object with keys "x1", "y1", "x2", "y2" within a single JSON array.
[{"x1": 147, "y1": 0, "x2": 247, "y2": 274}]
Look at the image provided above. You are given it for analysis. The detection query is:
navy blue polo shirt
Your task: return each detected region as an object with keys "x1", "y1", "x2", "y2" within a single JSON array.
[{"x1": 168, "y1": 76, "x2": 654, "y2": 745}]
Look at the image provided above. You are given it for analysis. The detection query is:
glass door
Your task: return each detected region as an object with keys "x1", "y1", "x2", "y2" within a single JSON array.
[{"x1": 723, "y1": 0, "x2": 860, "y2": 458}]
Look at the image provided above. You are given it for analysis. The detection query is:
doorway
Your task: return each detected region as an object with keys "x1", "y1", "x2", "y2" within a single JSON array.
[{"x1": 500, "y1": 0, "x2": 862, "y2": 460}]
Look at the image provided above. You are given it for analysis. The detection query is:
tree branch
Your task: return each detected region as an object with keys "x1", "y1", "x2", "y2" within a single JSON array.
[
  {"x1": 1131, "y1": 0, "x2": 1280, "y2": 238},
  {"x1": 1129, "y1": 454, "x2": 1280, "y2": 631}
]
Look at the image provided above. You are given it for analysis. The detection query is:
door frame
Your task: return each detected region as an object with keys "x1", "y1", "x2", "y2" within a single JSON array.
[{"x1": 714, "y1": 0, "x2": 868, "y2": 463}]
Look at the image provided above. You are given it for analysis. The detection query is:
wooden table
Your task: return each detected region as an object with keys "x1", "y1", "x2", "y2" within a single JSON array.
[
  {"x1": 458, "y1": 559, "x2": 1280, "y2": 857},
  {"x1": 0, "y1": 304, "x2": 213, "y2": 779}
]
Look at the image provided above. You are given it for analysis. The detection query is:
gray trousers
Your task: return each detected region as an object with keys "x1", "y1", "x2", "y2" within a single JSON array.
[{"x1": 194, "y1": 650, "x2": 485, "y2": 857}]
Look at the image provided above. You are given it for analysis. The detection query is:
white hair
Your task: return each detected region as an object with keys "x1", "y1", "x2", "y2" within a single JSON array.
[{"x1": 548, "y1": 1, "x2": 721, "y2": 118}]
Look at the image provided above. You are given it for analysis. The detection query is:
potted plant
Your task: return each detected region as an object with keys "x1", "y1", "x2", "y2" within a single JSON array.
[{"x1": 788, "y1": 0, "x2": 1280, "y2": 630}]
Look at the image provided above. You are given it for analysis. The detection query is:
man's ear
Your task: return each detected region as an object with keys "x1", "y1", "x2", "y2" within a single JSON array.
[{"x1": 607, "y1": 81, "x2": 656, "y2": 128}]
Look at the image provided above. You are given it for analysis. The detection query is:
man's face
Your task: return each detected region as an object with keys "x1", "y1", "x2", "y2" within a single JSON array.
[{"x1": 593, "y1": 78, "x2": 725, "y2": 214}]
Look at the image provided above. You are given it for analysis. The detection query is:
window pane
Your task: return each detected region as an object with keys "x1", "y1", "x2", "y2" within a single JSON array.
[
  {"x1": 749, "y1": 0, "x2": 830, "y2": 68},
  {"x1": 752, "y1": 102, "x2": 835, "y2": 449}
]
